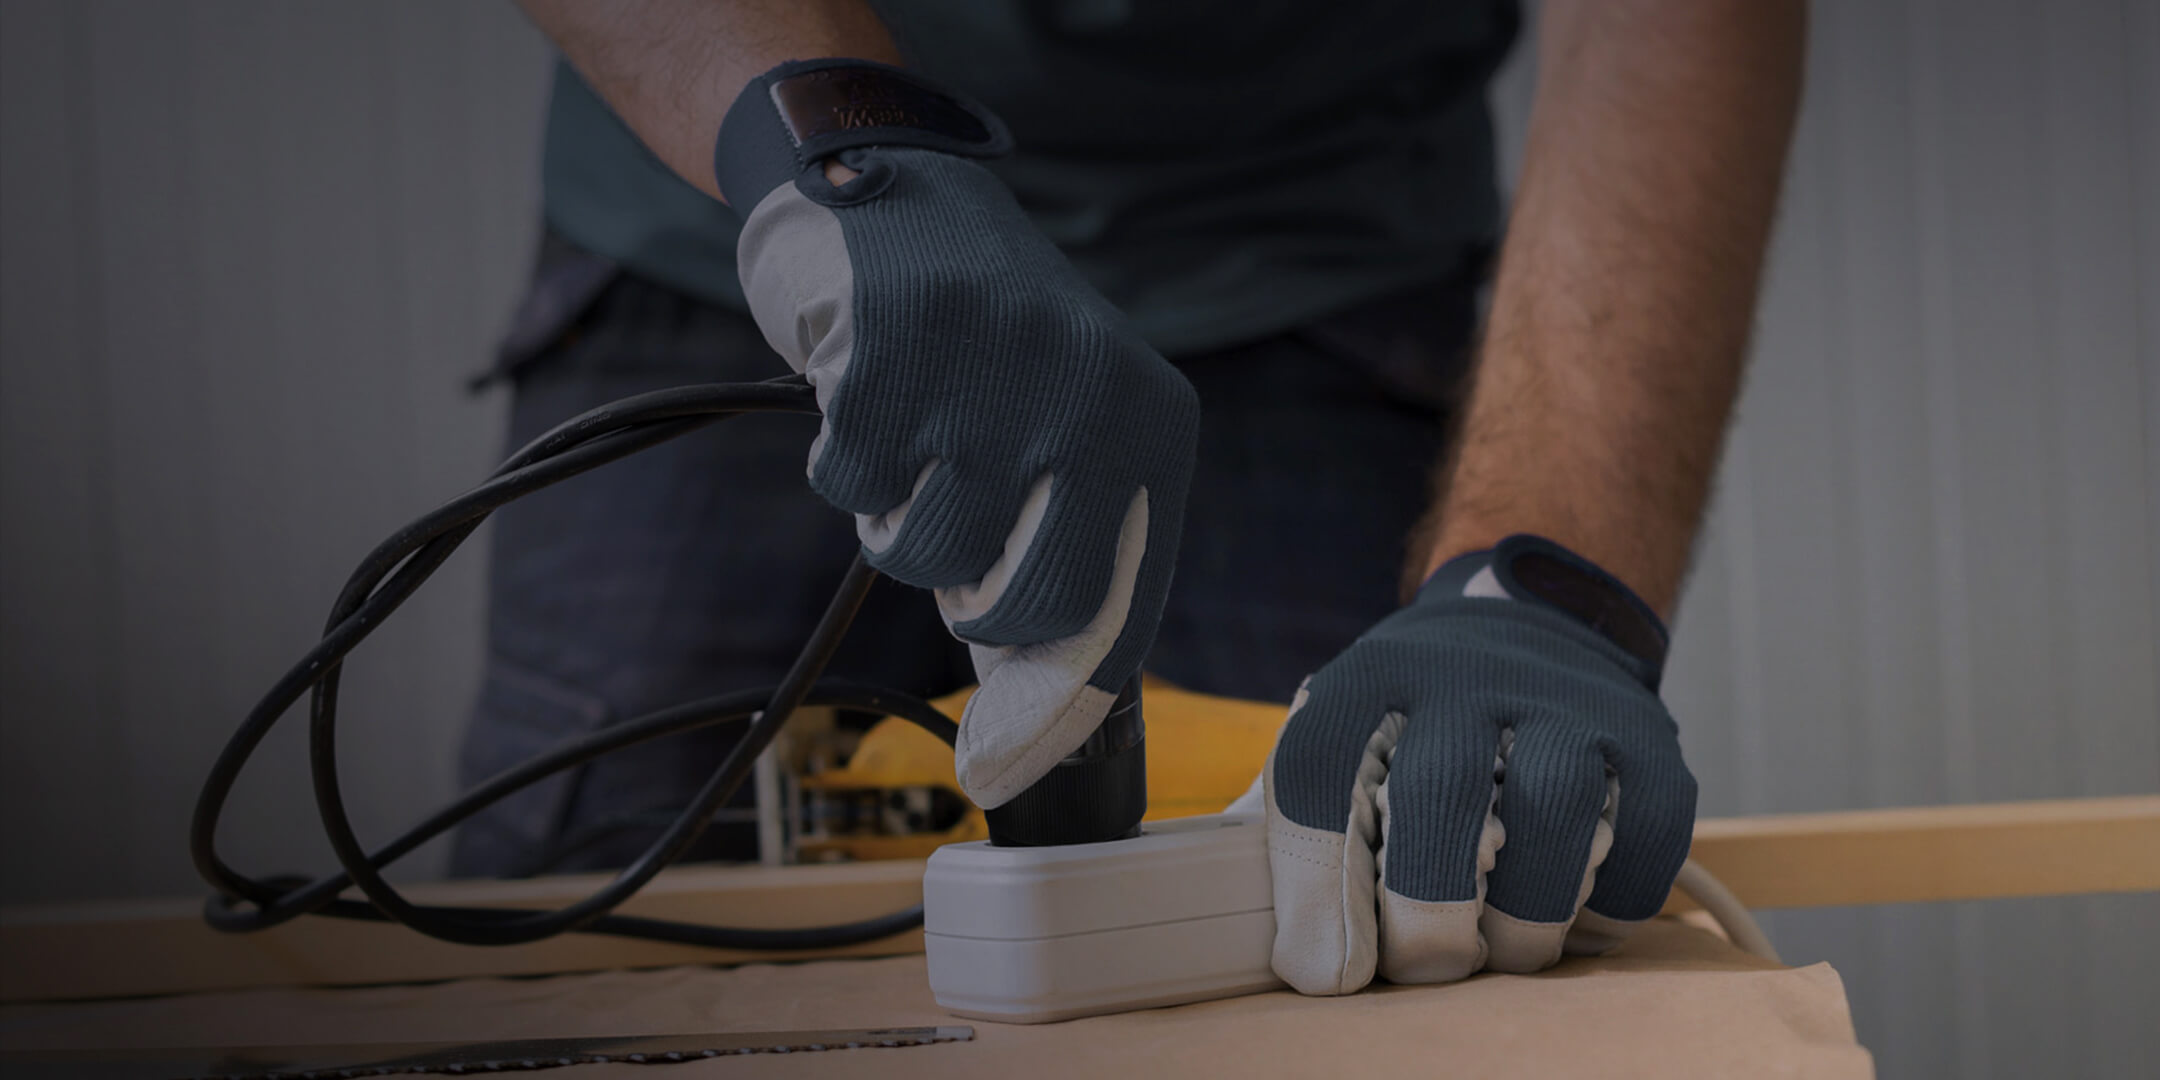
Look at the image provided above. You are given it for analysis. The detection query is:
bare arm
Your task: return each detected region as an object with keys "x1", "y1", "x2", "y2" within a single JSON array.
[
  {"x1": 1413, "y1": 0, "x2": 1806, "y2": 616},
  {"x1": 514, "y1": 0, "x2": 900, "y2": 203}
]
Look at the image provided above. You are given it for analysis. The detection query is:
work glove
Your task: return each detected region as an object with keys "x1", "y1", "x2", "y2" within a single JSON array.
[
  {"x1": 1260, "y1": 534, "x2": 1694, "y2": 993},
  {"x1": 716, "y1": 60, "x2": 1200, "y2": 809}
]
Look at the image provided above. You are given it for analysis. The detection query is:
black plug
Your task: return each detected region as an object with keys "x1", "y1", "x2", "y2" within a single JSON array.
[{"x1": 983, "y1": 676, "x2": 1147, "y2": 847}]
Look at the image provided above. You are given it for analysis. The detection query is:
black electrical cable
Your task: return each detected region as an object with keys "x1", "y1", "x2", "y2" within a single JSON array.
[
  {"x1": 518, "y1": 812, "x2": 738, "y2": 881},
  {"x1": 193, "y1": 385, "x2": 808, "y2": 910},
  {"x1": 200, "y1": 679, "x2": 956, "y2": 940},
  {"x1": 193, "y1": 374, "x2": 959, "y2": 951}
]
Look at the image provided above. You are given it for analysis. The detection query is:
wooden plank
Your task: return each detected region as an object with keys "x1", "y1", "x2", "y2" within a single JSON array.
[
  {"x1": 1667, "y1": 795, "x2": 2160, "y2": 913},
  {"x1": 4, "y1": 796, "x2": 2153, "y2": 1002},
  {"x1": 0, "y1": 859, "x2": 927, "y2": 1003}
]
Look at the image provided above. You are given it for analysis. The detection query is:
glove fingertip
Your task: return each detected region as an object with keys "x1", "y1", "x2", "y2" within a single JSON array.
[
  {"x1": 954, "y1": 674, "x2": 1115, "y2": 808},
  {"x1": 1264, "y1": 759, "x2": 1381, "y2": 996},
  {"x1": 1562, "y1": 908, "x2": 1641, "y2": 957}
]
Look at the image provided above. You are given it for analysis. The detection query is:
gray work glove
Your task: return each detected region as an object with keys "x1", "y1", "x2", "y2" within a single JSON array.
[
  {"x1": 715, "y1": 60, "x2": 1200, "y2": 809},
  {"x1": 1261, "y1": 535, "x2": 1695, "y2": 993}
]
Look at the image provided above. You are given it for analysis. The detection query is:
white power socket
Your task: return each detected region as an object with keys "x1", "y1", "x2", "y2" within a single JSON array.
[{"x1": 923, "y1": 813, "x2": 1284, "y2": 1024}]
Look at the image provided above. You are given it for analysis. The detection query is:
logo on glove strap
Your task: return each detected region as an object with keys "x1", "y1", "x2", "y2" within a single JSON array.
[{"x1": 770, "y1": 69, "x2": 994, "y2": 147}]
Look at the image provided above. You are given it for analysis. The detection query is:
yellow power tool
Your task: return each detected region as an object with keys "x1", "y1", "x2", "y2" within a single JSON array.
[{"x1": 795, "y1": 678, "x2": 1288, "y2": 861}]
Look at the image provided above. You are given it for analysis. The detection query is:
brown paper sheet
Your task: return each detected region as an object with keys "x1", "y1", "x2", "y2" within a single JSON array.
[{"x1": 0, "y1": 917, "x2": 1871, "y2": 1078}]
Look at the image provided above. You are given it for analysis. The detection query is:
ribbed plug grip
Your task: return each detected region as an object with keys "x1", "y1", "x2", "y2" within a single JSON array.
[{"x1": 984, "y1": 677, "x2": 1147, "y2": 847}]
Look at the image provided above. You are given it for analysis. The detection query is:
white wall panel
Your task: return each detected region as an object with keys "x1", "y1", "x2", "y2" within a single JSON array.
[{"x1": 1642, "y1": 2, "x2": 2159, "y2": 1076}]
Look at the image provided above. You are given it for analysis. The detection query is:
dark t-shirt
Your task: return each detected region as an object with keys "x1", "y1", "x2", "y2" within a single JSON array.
[{"x1": 540, "y1": 0, "x2": 1519, "y2": 356}]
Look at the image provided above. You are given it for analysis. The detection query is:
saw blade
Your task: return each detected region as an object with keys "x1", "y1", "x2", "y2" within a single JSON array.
[{"x1": 0, "y1": 1025, "x2": 974, "y2": 1078}]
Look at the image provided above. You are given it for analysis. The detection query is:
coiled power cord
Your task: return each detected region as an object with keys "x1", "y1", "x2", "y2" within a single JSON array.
[{"x1": 192, "y1": 374, "x2": 952, "y2": 950}]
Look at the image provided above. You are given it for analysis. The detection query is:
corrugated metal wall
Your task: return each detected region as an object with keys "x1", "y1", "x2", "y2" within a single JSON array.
[{"x1": 1, "y1": 2, "x2": 2152, "y2": 1076}]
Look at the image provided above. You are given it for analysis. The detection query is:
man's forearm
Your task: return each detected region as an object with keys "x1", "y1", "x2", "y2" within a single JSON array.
[
  {"x1": 516, "y1": 0, "x2": 899, "y2": 203},
  {"x1": 1415, "y1": 0, "x2": 1805, "y2": 615}
]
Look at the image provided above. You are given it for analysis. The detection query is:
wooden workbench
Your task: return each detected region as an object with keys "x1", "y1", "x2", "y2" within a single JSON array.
[
  {"x1": 0, "y1": 916, "x2": 1870, "y2": 1079},
  {"x1": 6, "y1": 795, "x2": 2152, "y2": 1003},
  {"x1": 3, "y1": 795, "x2": 2152, "y2": 1078}
]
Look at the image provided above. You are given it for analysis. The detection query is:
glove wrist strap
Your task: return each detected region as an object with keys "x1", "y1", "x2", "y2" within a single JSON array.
[
  {"x1": 1424, "y1": 534, "x2": 1671, "y2": 686},
  {"x1": 713, "y1": 58, "x2": 1012, "y2": 211}
]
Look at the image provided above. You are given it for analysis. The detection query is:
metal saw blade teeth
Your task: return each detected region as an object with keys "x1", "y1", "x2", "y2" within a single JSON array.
[{"x1": 96, "y1": 1025, "x2": 973, "y2": 1079}]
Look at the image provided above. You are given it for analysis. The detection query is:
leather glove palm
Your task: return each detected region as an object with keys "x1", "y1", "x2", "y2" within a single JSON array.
[{"x1": 1262, "y1": 535, "x2": 1695, "y2": 994}]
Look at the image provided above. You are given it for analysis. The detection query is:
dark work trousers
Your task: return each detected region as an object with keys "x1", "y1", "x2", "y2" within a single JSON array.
[{"x1": 449, "y1": 234, "x2": 1477, "y2": 877}]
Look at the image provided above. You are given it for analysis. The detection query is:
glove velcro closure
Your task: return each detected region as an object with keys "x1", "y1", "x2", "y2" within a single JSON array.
[{"x1": 713, "y1": 58, "x2": 1012, "y2": 211}]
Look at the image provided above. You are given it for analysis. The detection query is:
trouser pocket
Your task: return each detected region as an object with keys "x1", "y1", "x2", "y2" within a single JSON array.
[
  {"x1": 450, "y1": 658, "x2": 611, "y2": 878},
  {"x1": 472, "y1": 230, "x2": 623, "y2": 388}
]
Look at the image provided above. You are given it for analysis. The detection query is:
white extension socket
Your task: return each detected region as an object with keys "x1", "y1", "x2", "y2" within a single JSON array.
[{"x1": 923, "y1": 812, "x2": 1284, "y2": 1023}]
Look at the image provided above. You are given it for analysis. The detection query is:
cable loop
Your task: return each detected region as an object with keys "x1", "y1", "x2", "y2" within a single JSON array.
[{"x1": 193, "y1": 375, "x2": 954, "y2": 951}]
